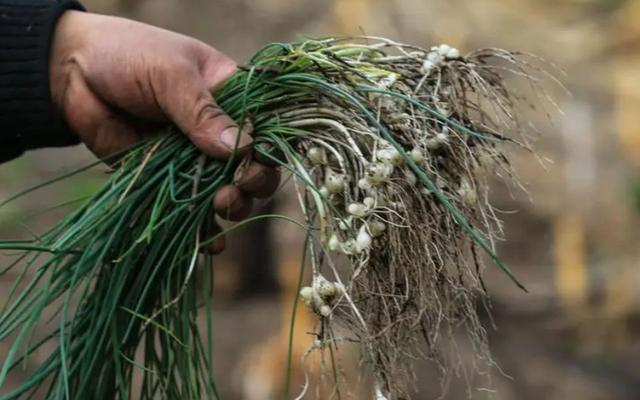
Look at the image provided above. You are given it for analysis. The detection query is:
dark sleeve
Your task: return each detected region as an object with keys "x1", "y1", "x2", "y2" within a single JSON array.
[{"x1": 0, "y1": 0, "x2": 85, "y2": 163}]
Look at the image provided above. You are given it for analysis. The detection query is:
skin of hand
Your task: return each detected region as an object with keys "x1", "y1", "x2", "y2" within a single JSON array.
[{"x1": 49, "y1": 11, "x2": 280, "y2": 253}]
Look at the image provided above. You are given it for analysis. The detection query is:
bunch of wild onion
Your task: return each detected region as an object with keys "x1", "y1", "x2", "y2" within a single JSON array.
[{"x1": 0, "y1": 37, "x2": 542, "y2": 399}]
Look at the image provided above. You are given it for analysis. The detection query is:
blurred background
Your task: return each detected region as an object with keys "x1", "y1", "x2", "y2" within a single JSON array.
[{"x1": 1, "y1": 0, "x2": 640, "y2": 398}]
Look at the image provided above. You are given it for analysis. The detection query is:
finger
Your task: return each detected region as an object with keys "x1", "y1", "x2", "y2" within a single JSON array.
[
  {"x1": 234, "y1": 162, "x2": 281, "y2": 199},
  {"x1": 62, "y1": 69, "x2": 141, "y2": 159},
  {"x1": 207, "y1": 235, "x2": 226, "y2": 254},
  {"x1": 197, "y1": 44, "x2": 238, "y2": 91},
  {"x1": 201, "y1": 221, "x2": 226, "y2": 254},
  {"x1": 213, "y1": 185, "x2": 253, "y2": 221},
  {"x1": 153, "y1": 65, "x2": 253, "y2": 160}
]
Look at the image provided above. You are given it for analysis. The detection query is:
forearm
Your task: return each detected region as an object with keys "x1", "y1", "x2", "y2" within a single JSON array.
[{"x1": 0, "y1": 0, "x2": 84, "y2": 163}]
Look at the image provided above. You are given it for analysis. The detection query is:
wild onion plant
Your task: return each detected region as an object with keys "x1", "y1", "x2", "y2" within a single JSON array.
[{"x1": 0, "y1": 37, "x2": 548, "y2": 399}]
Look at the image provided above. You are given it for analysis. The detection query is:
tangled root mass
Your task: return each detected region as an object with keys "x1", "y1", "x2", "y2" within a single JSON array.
[{"x1": 277, "y1": 38, "x2": 545, "y2": 398}]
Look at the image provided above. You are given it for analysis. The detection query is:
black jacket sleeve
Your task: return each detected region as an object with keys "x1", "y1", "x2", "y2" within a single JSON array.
[{"x1": 0, "y1": 0, "x2": 84, "y2": 163}]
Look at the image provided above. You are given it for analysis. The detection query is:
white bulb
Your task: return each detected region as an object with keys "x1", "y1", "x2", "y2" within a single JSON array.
[
  {"x1": 410, "y1": 147, "x2": 424, "y2": 163},
  {"x1": 446, "y1": 47, "x2": 460, "y2": 59},
  {"x1": 388, "y1": 112, "x2": 410, "y2": 123},
  {"x1": 421, "y1": 60, "x2": 435, "y2": 74},
  {"x1": 347, "y1": 203, "x2": 367, "y2": 218},
  {"x1": 462, "y1": 189, "x2": 478, "y2": 206},
  {"x1": 307, "y1": 146, "x2": 327, "y2": 165},
  {"x1": 319, "y1": 305, "x2": 332, "y2": 317},
  {"x1": 366, "y1": 163, "x2": 394, "y2": 185},
  {"x1": 404, "y1": 169, "x2": 417, "y2": 185},
  {"x1": 318, "y1": 284, "x2": 336, "y2": 298},
  {"x1": 300, "y1": 286, "x2": 313, "y2": 306},
  {"x1": 426, "y1": 132, "x2": 448, "y2": 150},
  {"x1": 299, "y1": 286, "x2": 313, "y2": 302},
  {"x1": 375, "y1": 387, "x2": 390, "y2": 400},
  {"x1": 319, "y1": 186, "x2": 329, "y2": 198},
  {"x1": 316, "y1": 276, "x2": 336, "y2": 298},
  {"x1": 356, "y1": 225, "x2": 372, "y2": 252},
  {"x1": 458, "y1": 179, "x2": 478, "y2": 206},
  {"x1": 438, "y1": 44, "x2": 451, "y2": 55},
  {"x1": 328, "y1": 234, "x2": 340, "y2": 251},
  {"x1": 426, "y1": 137, "x2": 444, "y2": 150},
  {"x1": 358, "y1": 178, "x2": 372, "y2": 191},
  {"x1": 427, "y1": 51, "x2": 442, "y2": 64},
  {"x1": 325, "y1": 171, "x2": 345, "y2": 194},
  {"x1": 389, "y1": 150, "x2": 405, "y2": 166},
  {"x1": 376, "y1": 148, "x2": 391, "y2": 165},
  {"x1": 341, "y1": 239, "x2": 357, "y2": 255},
  {"x1": 370, "y1": 220, "x2": 386, "y2": 237},
  {"x1": 363, "y1": 197, "x2": 375, "y2": 208},
  {"x1": 379, "y1": 73, "x2": 398, "y2": 88}
]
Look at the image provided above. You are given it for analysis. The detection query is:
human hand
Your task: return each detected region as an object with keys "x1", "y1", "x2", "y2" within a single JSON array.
[{"x1": 49, "y1": 11, "x2": 280, "y2": 252}]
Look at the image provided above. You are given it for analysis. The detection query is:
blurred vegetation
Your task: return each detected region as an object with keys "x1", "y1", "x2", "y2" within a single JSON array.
[{"x1": 629, "y1": 175, "x2": 640, "y2": 213}]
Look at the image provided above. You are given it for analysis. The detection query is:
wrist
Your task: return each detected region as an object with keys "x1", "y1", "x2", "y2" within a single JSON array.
[{"x1": 0, "y1": 0, "x2": 85, "y2": 161}]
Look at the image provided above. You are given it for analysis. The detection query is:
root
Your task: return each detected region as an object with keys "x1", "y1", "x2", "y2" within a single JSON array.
[{"x1": 284, "y1": 38, "x2": 549, "y2": 398}]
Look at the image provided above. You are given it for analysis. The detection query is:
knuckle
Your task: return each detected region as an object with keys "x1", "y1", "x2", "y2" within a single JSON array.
[
  {"x1": 193, "y1": 94, "x2": 225, "y2": 130},
  {"x1": 194, "y1": 93, "x2": 224, "y2": 126}
]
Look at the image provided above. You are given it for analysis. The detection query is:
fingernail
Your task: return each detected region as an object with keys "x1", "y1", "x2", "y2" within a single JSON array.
[{"x1": 221, "y1": 126, "x2": 253, "y2": 151}]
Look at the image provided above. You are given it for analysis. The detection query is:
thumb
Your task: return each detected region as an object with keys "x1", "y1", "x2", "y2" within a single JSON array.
[{"x1": 157, "y1": 65, "x2": 252, "y2": 160}]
